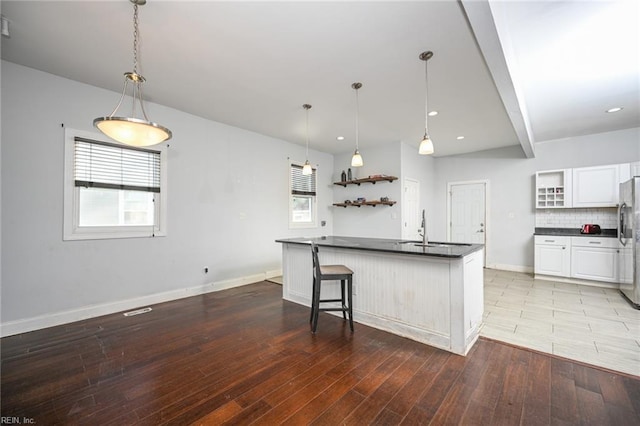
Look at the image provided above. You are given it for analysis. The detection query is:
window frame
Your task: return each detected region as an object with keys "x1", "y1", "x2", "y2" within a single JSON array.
[
  {"x1": 288, "y1": 162, "x2": 318, "y2": 229},
  {"x1": 63, "y1": 128, "x2": 168, "y2": 240}
]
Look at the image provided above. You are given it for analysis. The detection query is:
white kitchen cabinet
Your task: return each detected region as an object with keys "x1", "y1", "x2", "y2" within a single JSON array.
[
  {"x1": 570, "y1": 237, "x2": 618, "y2": 283},
  {"x1": 620, "y1": 161, "x2": 640, "y2": 182},
  {"x1": 535, "y1": 169, "x2": 572, "y2": 208},
  {"x1": 572, "y1": 164, "x2": 620, "y2": 207},
  {"x1": 534, "y1": 236, "x2": 570, "y2": 277}
]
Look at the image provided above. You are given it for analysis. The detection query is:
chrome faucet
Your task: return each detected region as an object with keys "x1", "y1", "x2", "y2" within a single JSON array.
[{"x1": 418, "y1": 209, "x2": 428, "y2": 245}]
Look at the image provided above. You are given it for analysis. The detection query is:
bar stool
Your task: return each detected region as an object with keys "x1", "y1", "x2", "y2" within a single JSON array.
[{"x1": 309, "y1": 242, "x2": 354, "y2": 333}]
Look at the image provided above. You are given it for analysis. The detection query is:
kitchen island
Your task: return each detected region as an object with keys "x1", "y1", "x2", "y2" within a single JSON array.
[{"x1": 275, "y1": 236, "x2": 485, "y2": 355}]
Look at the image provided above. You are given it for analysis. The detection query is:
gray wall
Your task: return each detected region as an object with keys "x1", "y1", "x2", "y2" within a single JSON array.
[
  {"x1": 1, "y1": 61, "x2": 334, "y2": 326},
  {"x1": 2, "y1": 59, "x2": 638, "y2": 332},
  {"x1": 431, "y1": 127, "x2": 640, "y2": 270}
]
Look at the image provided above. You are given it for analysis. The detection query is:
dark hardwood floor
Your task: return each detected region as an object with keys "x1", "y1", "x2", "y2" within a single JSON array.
[{"x1": 2, "y1": 281, "x2": 639, "y2": 425}]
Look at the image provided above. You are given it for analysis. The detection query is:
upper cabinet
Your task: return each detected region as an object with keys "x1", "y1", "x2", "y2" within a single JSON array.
[
  {"x1": 536, "y1": 162, "x2": 637, "y2": 209},
  {"x1": 536, "y1": 169, "x2": 572, "y2": 208},
  {"x1": 572, "y1": 164, "x2": 620, "y2": 208}
]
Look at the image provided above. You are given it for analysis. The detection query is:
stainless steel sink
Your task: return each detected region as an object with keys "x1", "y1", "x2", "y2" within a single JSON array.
[
  {"x1": 414, "y1": 242, "x2": 472, "y2": 248},
  {"x1": 395, "y1": 240, "x2": 472, "y2": 247}
]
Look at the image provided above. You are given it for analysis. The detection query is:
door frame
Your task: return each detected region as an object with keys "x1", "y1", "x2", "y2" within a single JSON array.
[
  {"x1": 446, "y1": 179, "x2": 490, "y2": 266},
  {"x1": 402, "y1": 177, "x2": 420, "y2": 240}
]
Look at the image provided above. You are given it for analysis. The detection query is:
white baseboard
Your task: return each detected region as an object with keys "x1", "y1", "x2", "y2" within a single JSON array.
[
  {"x1": 0, "y1": 270, "x2": 279, "y2": 338},
  {"x1": 485, "y1": 263, "x2": 534, "y2": 274},
  {"x1": 534, "y1": 274, "x2": 619, "y2": 289}
]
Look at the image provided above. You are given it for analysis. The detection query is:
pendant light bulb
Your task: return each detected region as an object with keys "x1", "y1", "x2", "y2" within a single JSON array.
[
  {"x1": 418, "y1": 51, "x2": 434, "y2": 155},
  {"x1": 351, "y1": 82, "x2": 364, "y2": 167},
  {"x1": 302, "y1": 104, "x2": 313, "y2": 175},
  {"x1": 351, "y1": 149, "x2": 363, "y2": 167},
  {"x1": 93, "y1": 0, "x2": 172, "y2": 147},
  {"x1": 419, "y1": 134, "x2": 434, "y2": 155}
]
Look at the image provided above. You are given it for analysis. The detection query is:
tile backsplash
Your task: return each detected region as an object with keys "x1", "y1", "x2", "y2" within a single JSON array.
[{"x1": 535, "y1": 208, "x2": 618, "y2": 229}]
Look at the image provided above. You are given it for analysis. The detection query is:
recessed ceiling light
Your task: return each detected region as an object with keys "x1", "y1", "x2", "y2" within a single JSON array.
[
  {"x1": 428, "y1": 111, "x2": 438, "y2": 116},
  {"x1": 606, "y1": 107, "x2": 623, "y2": 113},
  {"x1": 336, "y1": 136, "x2": 345, "y2": 141},
  {"x1": 456, "y1": 136, "x2": 465, "y2": 140}
]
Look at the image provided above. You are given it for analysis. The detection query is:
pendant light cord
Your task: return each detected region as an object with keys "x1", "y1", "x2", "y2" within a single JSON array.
[
  {"x1": 355, "y1": 87, "x2": 360, "y2": 150},
  {"x1": 133, "y1": 4, "x2": 139, "y2": 75},
  {"x1": 305, "y1": 107, "x2": 310, "y2": 159},
  {"x1": 424, "y1": 58, "x2": 429, "y2": 137}
]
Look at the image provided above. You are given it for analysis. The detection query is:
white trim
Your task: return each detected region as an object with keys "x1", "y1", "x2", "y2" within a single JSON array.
[
  {"x1": 401, "y1": 177, "x2": 420, "y2": 240},
  {"x1": 63, "y1": 128, "x2": 168, "y2": 240},
  {"x1": 0, "y1": 271, "x2": 279, "y2": 337},
  {"x1": 533, "y1": 274, "x2": 620, "y2": 289},
  {"x1": 288, "y1": 160, "x2": 318, "y2": 229},
  {"x1": 446, "y1": 179, "x2": 490, "y2": 266},
  {"x1": 486, "y1": 263, "x2": 534, "y2": 274}
]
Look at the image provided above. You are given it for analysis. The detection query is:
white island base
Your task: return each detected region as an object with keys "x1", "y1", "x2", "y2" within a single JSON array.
[{"x1": 279, "y1": 240, "x2": 484, "y2": 356}]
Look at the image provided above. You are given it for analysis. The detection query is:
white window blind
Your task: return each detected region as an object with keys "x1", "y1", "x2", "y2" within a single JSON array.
[
  {"x1": 290, "y1": 164, "x2": 316, "y2": 196},
  {"x1": 74, "y1": 137, "x2": 161, "y2": 193}
]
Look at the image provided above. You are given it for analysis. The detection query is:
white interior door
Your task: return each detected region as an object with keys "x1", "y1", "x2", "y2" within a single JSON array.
[
  {"x1": 449, "y1": 182, "x2": 486, "y2": 245},
  {"x1": 402, "y1": 178, "x2": 420, "y2": 240}
]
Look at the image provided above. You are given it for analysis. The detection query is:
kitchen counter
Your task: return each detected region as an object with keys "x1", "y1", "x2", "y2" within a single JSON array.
[
  {"x1": 534, "y1": 227, "x2": 617, "y2": 238},
  {"x1": 274, "y1": 236, "x2": 484, "y2": 258},
  {"x1": 276, "y1": 236, "x2": 484, "y2": 355}
]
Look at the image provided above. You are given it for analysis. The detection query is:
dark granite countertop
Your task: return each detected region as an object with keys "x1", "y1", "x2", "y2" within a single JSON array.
[
  {"x1": 534, "y1": 227, "x2": 617, "y2": 238},
  {"x1": 275, "y1": 236, "x2": 484, "y2": 258}
]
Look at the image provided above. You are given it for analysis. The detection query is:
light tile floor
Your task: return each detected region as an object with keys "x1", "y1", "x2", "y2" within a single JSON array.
[{"x1": 482, "y1": 269, "x2": 640, "y2": 377}]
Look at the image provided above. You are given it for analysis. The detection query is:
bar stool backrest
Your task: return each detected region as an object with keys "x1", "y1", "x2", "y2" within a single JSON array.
[{"x1": 311, "y1": 242, "x2": 321, "y2": 279}]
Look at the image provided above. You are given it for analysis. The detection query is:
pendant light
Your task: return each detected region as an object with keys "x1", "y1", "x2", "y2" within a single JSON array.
[
  {"x1": 93, "y1": 0, "x2": 172, "y2": 147},
  {"x1": 351, "y1": 82, "x2": 364, "y2": 167},
  {"x1": 302, "y1": 104, "x2": 313, "y2": 176},
  {"x1": 418, "y1": 51, "x2": 434, "y2": 155}
]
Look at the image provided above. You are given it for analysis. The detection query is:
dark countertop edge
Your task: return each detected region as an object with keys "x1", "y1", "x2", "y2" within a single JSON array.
[
  {"x1": 275, "y1": 237, "x2": 484, "y2": 259},
  {"x1": 533, "y1": 227, "x2": 617, "y2": 238}
]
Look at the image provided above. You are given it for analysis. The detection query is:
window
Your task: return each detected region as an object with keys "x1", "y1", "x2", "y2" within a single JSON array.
[
  {"x1": 289, "y1": 163, "x2": 317, "y2": 228},
  {"x1": 63, "y1": 128, "x2": 167, "y2": 240}
]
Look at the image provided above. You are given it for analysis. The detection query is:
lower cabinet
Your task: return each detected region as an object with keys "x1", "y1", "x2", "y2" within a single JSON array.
[
  {"x1": 570, "y1": 237, "x2": 619, "y2": 283},
  {"x1": 535, "y1": 236, "x2": 620, "y2": 284},
  {"x1": 534, "y1": 236, "x2": 570, "y2": 277}
]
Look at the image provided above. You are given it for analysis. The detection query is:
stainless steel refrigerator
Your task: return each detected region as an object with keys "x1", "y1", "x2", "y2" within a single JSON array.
[{"x1": 619, "y1": 176, "x2": 640, "y2": 309}]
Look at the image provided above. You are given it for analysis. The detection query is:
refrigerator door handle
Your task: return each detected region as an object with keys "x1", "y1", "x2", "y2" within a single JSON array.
[{"x1": 618, "y1": 202, "x2": 627, "y2": 246}]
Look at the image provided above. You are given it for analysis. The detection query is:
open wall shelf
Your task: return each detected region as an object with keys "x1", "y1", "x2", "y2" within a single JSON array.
[
  {"x1": 333, "y1": 175, "x2": 398, "y2": 187},
  {"x1": 333, "y1": 200, "x2": 397, "y2": 208}
]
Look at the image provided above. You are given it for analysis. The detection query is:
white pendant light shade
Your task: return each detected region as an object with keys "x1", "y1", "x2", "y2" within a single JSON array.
[
  {"x1": 94, "y1": 0, "x2": 171, "y2": 147},
  {"x1": 302, "y1": 160, "x2": 313, "y2": 176},
  {"x1": 94, "y1": 116, "x2": 171, "y2": 147},
  {"x1": 351, "y1": 149, "x2": 363, "y2": 167},
  {"x1": 418, "y1": 51, "x2": 434, "y2": 155},
  {"x1": 351, "y1": 82, "x2": 364, "y2": 167},
  {"x1": 418, "y1": 134, "x2": 434, "y2": 155}
]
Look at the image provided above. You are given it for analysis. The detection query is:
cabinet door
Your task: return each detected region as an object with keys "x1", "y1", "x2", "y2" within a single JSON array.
[
  {"x1": 571, "y1": 246, "x2": 618, "y2": 282},
  {"x1": 572, "y1": 165, "x2": 620, "y2": 207},
  {"x1": 535, "y1": 244, "x2": 570, "y2": 277}
]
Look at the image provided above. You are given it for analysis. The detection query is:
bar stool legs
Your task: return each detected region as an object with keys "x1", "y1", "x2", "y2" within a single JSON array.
[{"x1": 310, "y1": 243, "x2": 354, "y2": 333}]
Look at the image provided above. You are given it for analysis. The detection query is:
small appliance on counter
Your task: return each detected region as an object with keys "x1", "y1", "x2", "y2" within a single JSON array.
[{"x1": 580, "y1": 224, "x2": 601, "y2": 234}]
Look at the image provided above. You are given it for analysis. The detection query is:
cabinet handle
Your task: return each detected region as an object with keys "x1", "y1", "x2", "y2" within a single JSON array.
[
  {"x1": 562, "y1": 246, "x2": 566, "y2": 250},
  {"x1": 588, "y1": 241, "x2": 602, "y2": 244},
  {"x1": 544, "y1": 240, "x2": 555, "y2": 243}
]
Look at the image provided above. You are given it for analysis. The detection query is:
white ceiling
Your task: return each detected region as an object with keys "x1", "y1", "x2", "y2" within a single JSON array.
[{"x1": 1, "y1": 1, "x2": 638, "y2": 158}]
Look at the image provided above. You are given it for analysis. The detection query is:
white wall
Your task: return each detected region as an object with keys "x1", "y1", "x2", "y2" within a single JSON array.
[
  {"x1": 431, "y1": 127, "x2": 640, "y2": 271},
  {"x1": 332, "y1": 142, "x2": 402, "y2": 238},
  {"x1": 400, "y1": 141, "x2": 437, "y2": 236},
  {"x1": 0, "y1": 61, "x2": 333, "y2": 334}
]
